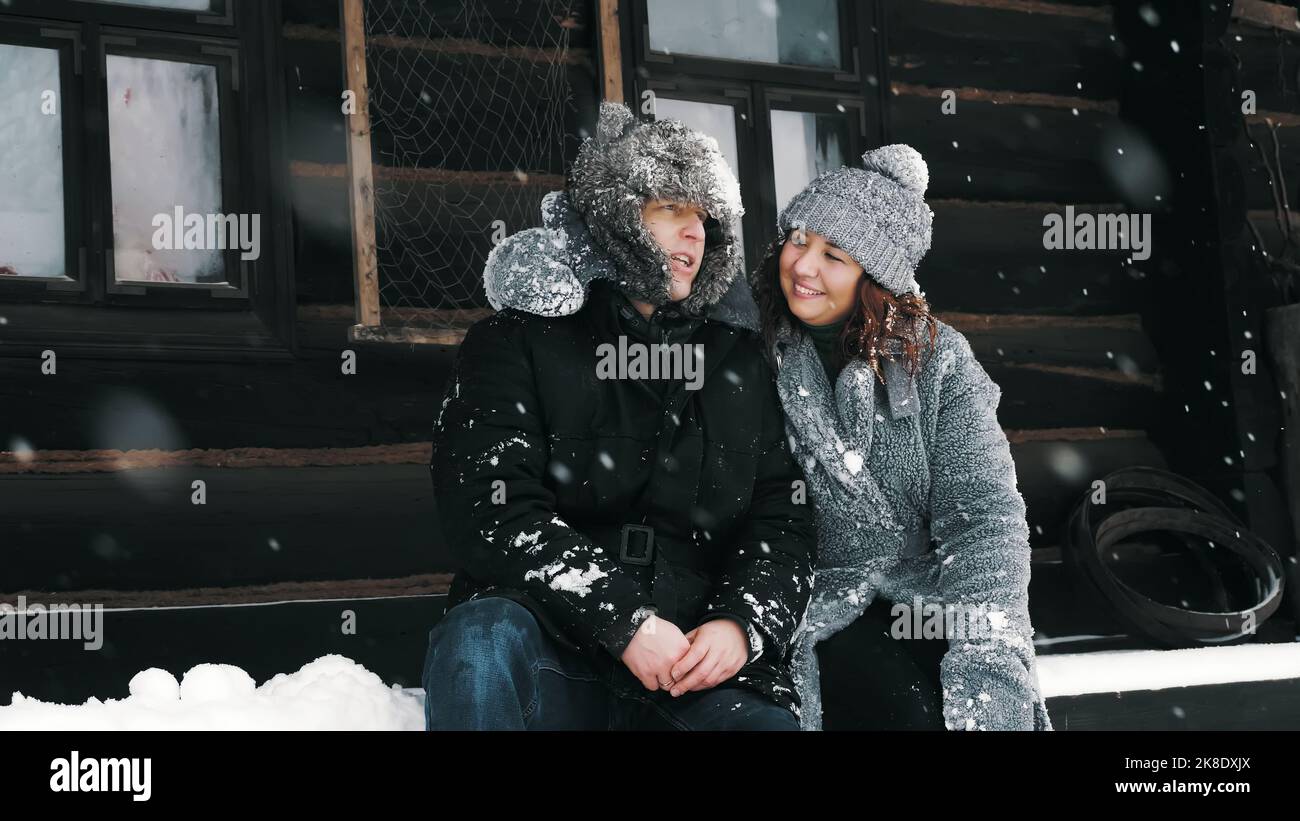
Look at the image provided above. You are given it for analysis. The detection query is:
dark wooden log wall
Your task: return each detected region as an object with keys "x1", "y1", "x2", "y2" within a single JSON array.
[
  {"x1": 880, "y1": 0, "x2": 1159, "y2": 644},
  {"x1": 3, "y1": 0, "x2": 1295, "y2": 702},
  {"x1": 881, "y1": 0, "x2": 1294, "y2": 648},
  {"x1": 0, "y1": 0, "x2": 596, "y2": 701}
]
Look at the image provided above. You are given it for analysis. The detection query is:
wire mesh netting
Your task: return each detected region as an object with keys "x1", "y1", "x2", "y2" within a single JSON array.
[{"x1": 360, "y1": 0, "x2": 576, "y2": 341}]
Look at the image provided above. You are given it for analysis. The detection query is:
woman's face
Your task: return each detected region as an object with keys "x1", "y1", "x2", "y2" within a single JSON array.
[{"x1": 778, "y1": 228, "x2": 864, "y2": 325}]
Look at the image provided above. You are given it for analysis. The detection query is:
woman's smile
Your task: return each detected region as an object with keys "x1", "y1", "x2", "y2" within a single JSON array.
[{"x1": 792, "y1": 280, "x2": 826, "y2": 299}]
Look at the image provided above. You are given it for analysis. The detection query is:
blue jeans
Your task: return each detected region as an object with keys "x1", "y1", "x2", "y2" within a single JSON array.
[{"x1": 422, "y1": 597, "x2": 799, "y2": 731}]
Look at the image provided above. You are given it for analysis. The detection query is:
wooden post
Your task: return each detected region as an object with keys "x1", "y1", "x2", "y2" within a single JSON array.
[
  {"x1": 598, "y1": 0, "x2": 623, "y2": 103},
  {"x1": 340, "y1": 0, "x2": 380, "y2": 331}
]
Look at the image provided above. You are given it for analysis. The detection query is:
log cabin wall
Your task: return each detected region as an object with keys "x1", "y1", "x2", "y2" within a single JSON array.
[
  {"x1": 0, "y1": 0, "x2": 597, "y2": 701},
  {"x1": 880, "y1": 0, "x2": 1298, "y2": 644},
  {"x1": 1, "y1": 0, "x2": 1294, "y2": 702},
  {"x1": 878, "y1": 0, "x2": 1163, "y2": 645},
  {"x1": 881, "y1": 0, "x2": 1167, "y2": 552}
]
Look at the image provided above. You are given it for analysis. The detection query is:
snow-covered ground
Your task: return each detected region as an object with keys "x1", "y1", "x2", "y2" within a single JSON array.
[
  {"x1": 0, "y1": 655, "x2": 422, "y2": 731},
  {"x1": 5, "y1": 642, "x2": 1300, "y2": 729}
]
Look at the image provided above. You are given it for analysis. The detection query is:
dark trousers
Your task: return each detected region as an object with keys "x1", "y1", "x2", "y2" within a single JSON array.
[
  {"x1": 815, "y1": 598, "x2": 948, "y2": 730},
  {"x1": 423, "y1": 596, "x2": 799, "y2": 731}
]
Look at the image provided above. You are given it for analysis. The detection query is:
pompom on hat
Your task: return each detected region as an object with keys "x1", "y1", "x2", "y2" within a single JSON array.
[{"x1": 777, "y1": 143, "x2": 933, "y2": 297}]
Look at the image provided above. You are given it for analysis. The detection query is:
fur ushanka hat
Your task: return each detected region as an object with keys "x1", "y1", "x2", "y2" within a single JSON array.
[{"x1": 567, "y1": 102, "x2": 745, "y2": 315}]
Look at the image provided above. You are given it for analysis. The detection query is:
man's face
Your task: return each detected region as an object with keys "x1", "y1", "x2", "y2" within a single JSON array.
[{"x1": 641, "y1": 198, "x2": 707, "y2": 302}]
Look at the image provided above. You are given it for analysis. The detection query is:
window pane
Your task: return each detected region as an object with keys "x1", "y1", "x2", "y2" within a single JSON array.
[
  {"x1": 106, "y1": 55, "x2": 225, "y2": 284},
  {"x1": 770, "y1": 109, "x2": 847, "y2": 212},
  {"x1": 653, "y1": 97, "x2": 744, "y2": 265},
  {"x1": 647, "y1": 0, "x2": 840, "y2": 69},
  {"x1": 0, "y1": 44, "x2": 66, "y2": 279},
  {"x1": 87, "y1": 0, "x2": 217, "y2": 11}
]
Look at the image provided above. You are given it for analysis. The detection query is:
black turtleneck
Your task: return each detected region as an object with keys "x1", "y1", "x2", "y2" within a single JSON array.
[{"x1": 800, "y1": 317, "x2": 848, "y2": 384}]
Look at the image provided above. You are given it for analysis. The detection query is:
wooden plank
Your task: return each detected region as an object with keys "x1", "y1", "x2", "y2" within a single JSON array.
[
  {"x1": 290, "y1": 160, "x2": 565, "y2": 188},
  {"x1": 1005, "y1": 426, "x2": 1146, "y2": 444},
  {"x1": 891, "y1": 80, "x2": 1117, "y2": 112},
  {"x1": 298, "y1": 304, "x2": 493, "y2": 324},
  {"x1": 0, "y1": 303, "x2": 294, "y2": 363},
  {"x1": 1232, "y1": 0, "x2": 1300, "y2": 34},
  {"x1": 1046, "y1": 677, "x2": 1300, "y2": 730},
  {"x1": 0, "y1": 463, "x2": 447, "y2": 593},
  {"x1": 283, "y1": 22, "x2": 588, "y2": 64},
  {"x1": 0, "y1": 574, "x2": 451, "y2": 609},
  {"x1": 341, "y1": 0, "x2": 381, "y2": 328},
  {"x1": 283, "y1": 0, "x2": 591, "y2": 46},
  {"x1": 597, "y1": 0, "x2": 623, "y2": 103},
  {"x1": 1247, "y1": 111, "x2": 1300, "y2": 129},
  {"x1": 884, "y1": 0, "x2": 1121, "y2": 101},
  {"x1": 889, "y1": 87, "x2": 1120, "y2": 202},
  {"x1": 298, "y1": 305, "x2": 489, "y2": 351},
  {"x1": 348, "y1": 325, "x2": 472, "y2": 346},
  {"x1": 0, "y1": 343, "x2": 458, "y2": 451},
  {"x1": 920, "y1": 0, "x2": 1111, "y2": 22},
  {"x1": 922, "y1": 199, "x2": 1143, "y2": 315},
  {"x1": 0, "y1": 443, "x2": 432, "y2": 475}
]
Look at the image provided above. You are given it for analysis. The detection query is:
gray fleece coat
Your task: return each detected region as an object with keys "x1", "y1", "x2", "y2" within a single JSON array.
[{"x1": 484, "y1": 192, "x2": 1053, "y2": 731}]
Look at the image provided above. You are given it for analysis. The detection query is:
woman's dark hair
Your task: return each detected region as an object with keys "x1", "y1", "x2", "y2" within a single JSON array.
[{"x1": 753, "y1": 233, "x2": 939, "y2": 382}]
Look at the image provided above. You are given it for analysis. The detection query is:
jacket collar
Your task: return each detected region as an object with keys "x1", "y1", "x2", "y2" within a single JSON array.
[
  {"x1": 589, "y1": 279, "x2": 705, "y2": 346},
  {"x1": 773, "y1": 322, "x2": 920, "y2": 422}
]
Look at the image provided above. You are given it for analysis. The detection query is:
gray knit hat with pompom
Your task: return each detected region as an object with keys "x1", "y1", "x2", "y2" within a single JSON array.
[{"x1": 777, "y1": 144, "x2": 933, "y2": 297}]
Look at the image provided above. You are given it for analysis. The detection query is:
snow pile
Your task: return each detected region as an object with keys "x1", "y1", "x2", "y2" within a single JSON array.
[
  {"x1": 0, "y1": 655, "x2": 423, "y2": 731},
  {"x1": 1037, "y1": 642, "x2": 1300, "y2": 698}
]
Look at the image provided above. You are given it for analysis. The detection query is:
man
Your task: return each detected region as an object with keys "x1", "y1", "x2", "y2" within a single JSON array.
[{"x1": 423, "y1": 103, "x2": 816, "y2": 730}]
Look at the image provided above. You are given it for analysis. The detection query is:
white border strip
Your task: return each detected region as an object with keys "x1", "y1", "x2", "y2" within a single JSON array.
[{"x1": 1038, "y1": 642, "x2": 1300, "y2": 697}]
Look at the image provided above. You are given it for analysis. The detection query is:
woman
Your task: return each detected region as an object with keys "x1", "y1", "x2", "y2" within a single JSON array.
[{"x1": 485, "y1": 134, "x2": 1052, "y2": 731}]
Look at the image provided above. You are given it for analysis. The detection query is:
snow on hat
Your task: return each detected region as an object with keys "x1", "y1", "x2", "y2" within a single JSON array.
[
  {"x1": 567, "y1": 102, "x2": 745, "y2": 315},
  {"x1": 777, "y1": 144, "x2": 933, "y2": 297}
]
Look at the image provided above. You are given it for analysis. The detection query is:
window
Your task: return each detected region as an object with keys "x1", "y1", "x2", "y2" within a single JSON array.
[
  {"x1": 0, "y1": 0, "x2": 290, "y2": 359},
  {"x1": 634, "y1": 0, "x2": 880, "y2": 264},
  {"x1": 0, "y1": 43, "x2": 68, "y2": 280},
  {"x1": 646, "y1": 0, "x2": 841, "y2": 69},
  {"x1": 768, "y1": 97, "x2": 855, "y2": 211},
  {"x1": 100, "y1": 43, "x2": 239, "y2": 292}
]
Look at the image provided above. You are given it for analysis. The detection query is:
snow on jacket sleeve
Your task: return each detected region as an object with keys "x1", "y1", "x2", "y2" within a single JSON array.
[
  {"x1": 699, "y1": 362, "x2": 817, "y2": 666},
  {"x1": 482, "y1": 225, "x2": 592, "y2": 317},
  {"x1": 431, "y1": 312, "x2": 657, "y2": 659},
  {"x1": 482, "y1": 192, "x2": 616, "y2": 318},
  {"x1": 926, "y1": 328, "x2": 1052, "y2": 731}
]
